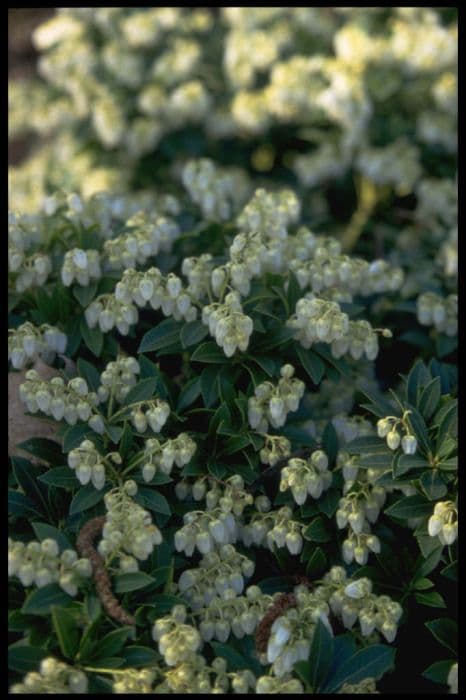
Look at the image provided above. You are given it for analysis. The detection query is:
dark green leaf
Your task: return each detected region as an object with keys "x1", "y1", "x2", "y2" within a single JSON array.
[
  {"x1": 69, "y1": 484, "x2": 106, "y2": 515},
  {"x1": 415, "y1": 591, "x2": 446, "y2": 608},
  {"x1": 105, "y1": 424, "x2": 123, "y2": 443},
  {"x1": 436, "y1": 401, "x2": 457, "y2": 451},
  {"x1": 22, "y1": 584, "x2": 73, "y2": 616},
  {"x1": 120, "y1": 646, "x2": 159, "y2": 667},
  {"x1": 422, "y1": 660, "x2": 454, "y2": 685},
  {"x1": 416, "y1": 547, "x2": 444, "y2": 578},
  {"x1": 62, "y1": 423, "x2": 96, "y2": 452},
  {"x1": 38, "y1": 466, "x2": 79, "y2": 489},
  {"x1": 385, "y1": 494, "x2": 432, "y2": 520},
  {"x1": 393, "y1": 453, "x2": 430, "y2": 478},
  {"x1": 119, "y1": 422, "x2": 133, "y2": 458},
  {"x1": 51, "y1": 606, "x2": 79, "y2": 659},
  {"x1": 250, "y1": 355, "x2": 276, "y2": 377},
  {"x1": 15, "y1": 439, "x2": 62, "y2": 466},
  {"x1": 324, "y1": 645, "x2": 396, "y2": 693},
  {"x1": 406, "y1": 360, "x2": 431, "y2": 404},
  {"x1": 121, "y1": 377, "x2": 158, "y2": 406},
  {"x1": 317, "y1": 489, "x2": 340, "y2": 518},
  {"x1": 11, "y1": 457, "x2": 50, "y2": 518},
  {"x1": 307, "y1": 618, "x2": 334, "y2": 691},
  {"x1": 303, "y1": 516, "x2": 331, "y2": 543},
  {"x1": 420, "y1": 470, "x2": 447, "y2": 500},
  {"x1": 221, "y1": 434, "x2": 251, "y2": 456},
  {"x1": 135, "y1": 487, "x2": 171, "y2": 516},
  {"x1": 418, "y1": 377, "x2": 441, "y2": 422},
  {"x1": 180, "y1": 320, "x2": 209, "y2": 348},
  {"x1": 114, "y1": 572, "x2": 156, "y2": 593},
  {"x1": 8, "y1": 490, "x2": 43, "y2": 518},
  {"x1": 8, "y1": 645, "x2": 48, "y2": 673},
  {"x1": 32, "y1": 522, "x2": 72, "y2": 551},
  {"x1": 425, "y1": 619, "x2": 457, "y2": 655},
  {"x1": 406, "y1": 407, "x2": 431, "y2": 455},
  {"x1": 77, "y1": 358, "x2": 101, "y2": 392},
  {"x1": 201, "y1": 365, "x2": 221, "y2": 408},
  {"x1": 73, "y1": 282, "x2": 98, "y2": 307},
  {"x1": 441, "y1": 561, "x2": 457, "y2": 581},
  {"x1": 296, "y1": 345, "x2": 325, "y2": 385},
  {"x1": 92, "y1": 628, "x2": 133, "y2": 659},
  {"x1": 413, "y1": 577, "x2": 434, "y2": 590},
  {"x1": 138, "y1": 318, "x2": 182, "y2": 353},
  {"x1": 305, "y1": 546, "x2": 327, "y2": 578},
  {"x1": 191, "y1": 342, "x2": 227, "y2": 363},
  {"x1": 210, "y1": 643, "x2": 248, "y2": 672},
  {"x1": 359, "y1": 390, "x2": 396, "y2": 419},
  {"x1": 321, "y1": 422, "x2": 338, "y2": 464},
  {"x1": 177, "y1": 376, "x2": 202, "y2": 413},
  {"x1": 80, "y1": 319, "x2": 103, "y2": 357}
]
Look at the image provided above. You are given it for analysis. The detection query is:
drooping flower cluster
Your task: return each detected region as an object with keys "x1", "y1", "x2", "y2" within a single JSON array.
[
  {"x1": 177, "y1": 545, "x2": 254, "y2": 611},
  {"x1": 248, "y1": 364, "x2": 305, "y2": 432},
  {"x1": 377, "y1": 414, "x2": 418, "y2": 453},
  {"x1": 61, "y1": 247, "x2": 101, "y2": 287},
  {"x1": 175, "y1": 476, "x2": 253, "y2": 556},
  {"x1": 98, "y1": 484, "x2": 163, "y2": 567},
  {"x1": 259, "y1": 434, "x2": 291, "y2": 466},
  {"x1": 67, "y1": 439, "x2": 122, "y2": 489},
  {"x1": 241, "y1": 505, "x2": 304, "y2": 555},
  {"x1": 8, "y1": 538, "x2": 92, "y2": 595},
  {"x1": 97, "y1": 355, "x2": 140, "y2": 404},
  {"x1": 427, "y1": 501, "x2": 458, "y2": 546},
  {"x1": 141, "y1": 433, "x2": 197, "y2": 481},
  {"x1": 417, "y1": 292, "x2": 458, "y2": 336},
  {"x1": 202, "y1": 291, "x2": 254, "y2": 357},
  {"x1": 19, "y1": 369, "x2": 105, "y2": 434},
  {"x1": 287, "y1": 296, "x2": 391, "y2": 361},
  {"x1": 10, "y1": 657, "x2": 88, "y2": 694},
  {"x1": 280, "y1": 449, "x2": 332, "y2": 505},
  {"x1": 182, "y1": 158, "x2": 250, "y2": 221},
  {"x1": 152, "y1": 604, "x2": 202, "y2": 666},
  {"x1": 8, "y1": 322, "x2": 67, "y2": 370}
]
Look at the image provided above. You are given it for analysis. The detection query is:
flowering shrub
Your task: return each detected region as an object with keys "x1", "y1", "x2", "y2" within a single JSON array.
[{"x1": 9, "y1": 7, "x2": 457, "y2": 695}]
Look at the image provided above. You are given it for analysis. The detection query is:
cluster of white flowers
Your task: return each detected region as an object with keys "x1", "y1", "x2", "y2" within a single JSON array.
[
  {"x1": 141, "y1": 433, "x2": 196, "y2": 481},
  {"x1": 377, "y1": 415, "x2": 418, "y2": 453},
  {"x1": 175, "y1": 476, "x2": 253, "y2": 556},
  {"x1": 280, "y1": 450, "x2": 332, "y2": 505},
  {"x1": 328, "y1": 570, "x2": 403, "y2": 643},
  {"x1": 10, "y1": 250, "x2": 52, "y2": 294},
  {"x1": 8, "y1": 322, "x2": 67, "y2": 370},
  {"x1": 196, "y1": 584, "x2": 274, "y2": 643},
  {"x1": 288, "y1": 296, "x2": 392, "y2": 361},
  {"x1": 336, "y1": 489, "x2": 384, "y2": 565},
  {"x1": 241, "y1": 506, "x2": 304, "y2": 555},
  {"x1": 109, "y1": 266, "x2": 197, "y2": 323},
  {"x1": 256, "y1": 675, "x2": 304, "y2": 694},
  {"x1": 112, "y1": 669, "x2": 159, "y2": 694},
  {"x1": 19, "y1": 370, "x2": 104, "y2": 434},
  {"x1": 259, "y1": 434, "x2": 291, "y2": 466},
  {"x1": 177, "y1": 545, "x2": 254, "y2": 611},
  {"x1": 248, "y1": 364, "x2": 305, "y2": 432},
  {"x1": 97, "y1": 355, "x2": 140, "y2": 403},
  {"x1": 237, "y1": 188, "x2": 300, "y2": 240},
  {"x1": 331, "y1": 414, "x2": 374, "y2": 445},
  {"x1": 8, "y1": 538, "x2": 91, "y2": 595},
  {"x1": 181, "y1": 254, "x2": 214, "y2": 299},
  {"x1": 10, "y1": 657, "x2": 88, "y2": 695},
  {"x1": 427, "y1": 501, "x2": 458, "y2": 546},
  {"x1": 417, "y1": 292, "x2": 458, "y2": 336},
  {"x1": 158, "y1": 655, "x2": 256, "y2": 694},
  {"x1": 202, "y1": 291, "x2": 253, "y2": 357},
  {"x1": 265, "y1": 589, "x2": 332, "y2": 677},
  {"x1": 152, "y1": 604, "x2": 201, "y2": 666},
  {"x1": 437, "y1": 226, "x2": 458, "y2": 280},
  {"x1": 67, "y1": 439, "x2": 121, "y2": 489},
  {"x1": 129, "y1": 398, "x2": 170, "y2": 434},
  {"x1": 103, "y1": 211, "x2": 179, "y2": 271},
  {"x1": 99, "y1": 484, "x2": 162, "y2": 567},
  {"x1": 182, "y1": 159, "x2": 250, "y2": 221},
  {"x1": 61, "y1": 247, "x2": 101, "y2": 287},
  {"x1": 290, "y1": 251, "x2": 403, "y2": 298}
]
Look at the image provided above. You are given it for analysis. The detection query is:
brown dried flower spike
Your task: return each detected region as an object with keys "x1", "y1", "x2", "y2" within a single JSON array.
[{"x1": 76, "y1": 516, "x2": 135, "y2": 626}]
